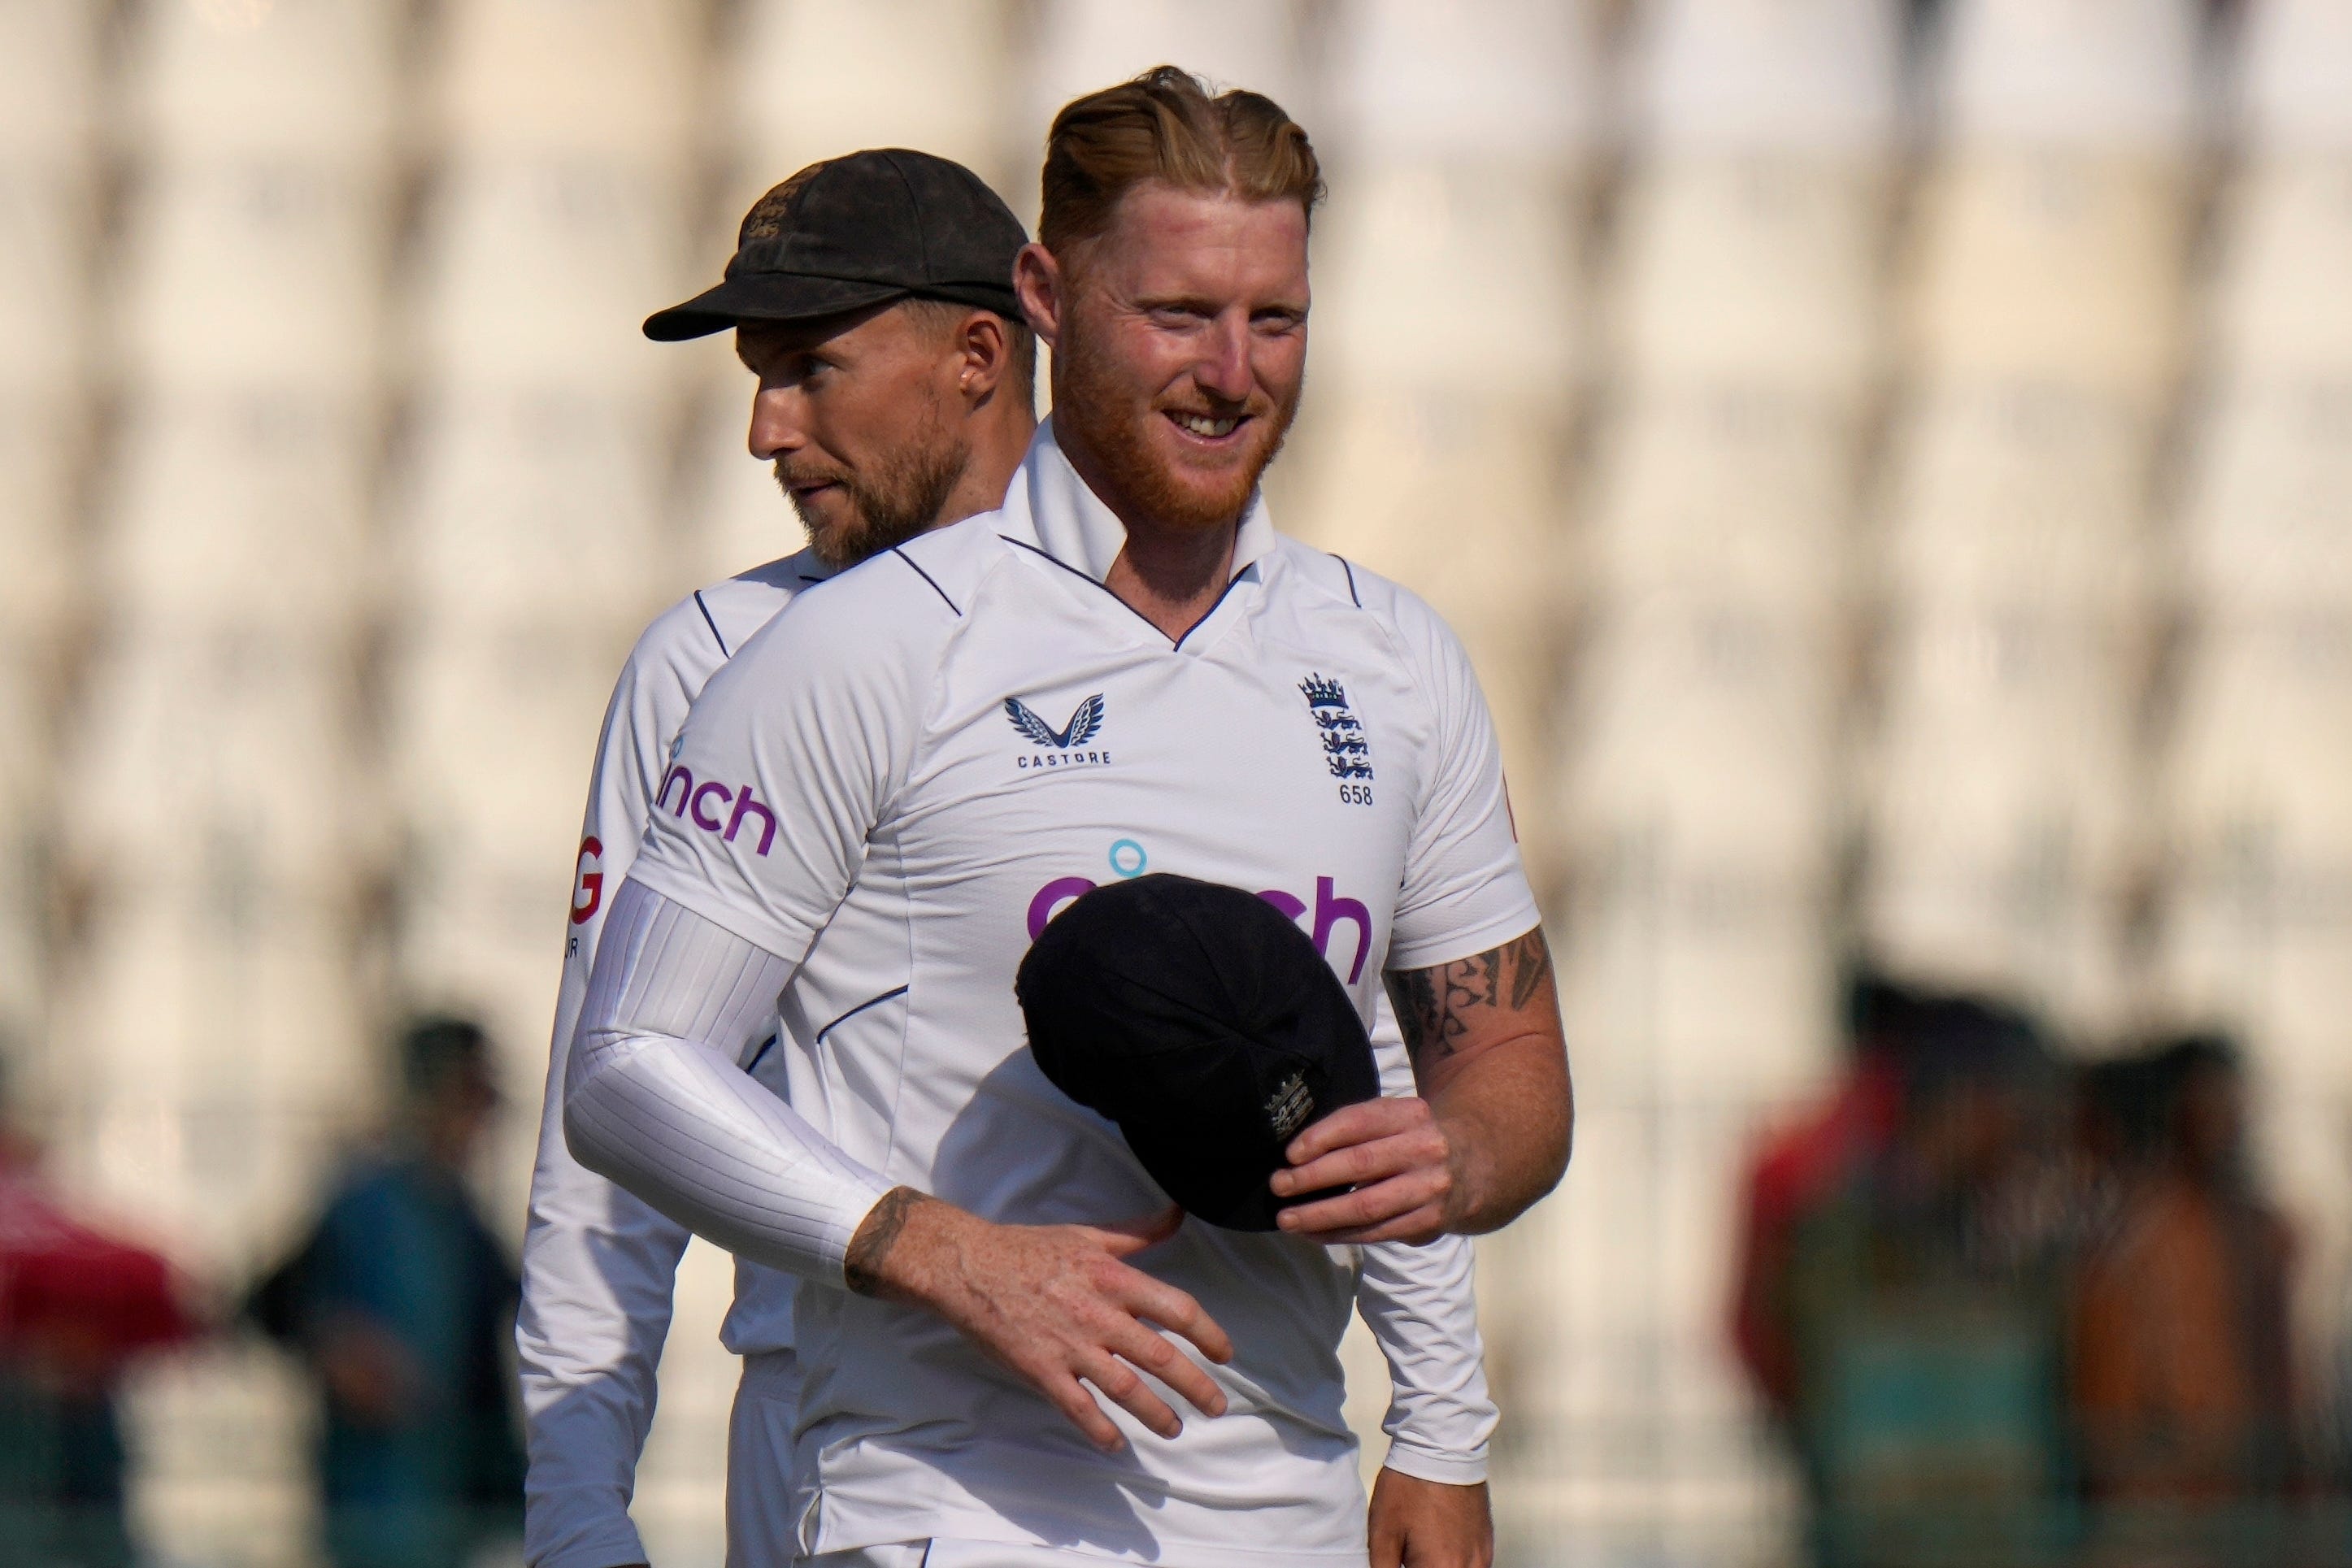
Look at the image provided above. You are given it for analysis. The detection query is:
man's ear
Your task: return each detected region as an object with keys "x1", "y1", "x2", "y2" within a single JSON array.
[
  {"x1": 1012, "y1": 242, "x2": 1063, "y2": 350},
  {"x1": 955, "y1": 311, "x2": 1011, "y2": 401}
]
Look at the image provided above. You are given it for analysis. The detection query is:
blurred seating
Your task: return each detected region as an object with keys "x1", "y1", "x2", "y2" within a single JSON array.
[
  {"x1": 1586, "y1": 389, "x2": 1859, "y2": 613},
  {"x1": 57, "y1": 631, "x2": 384, "y2": 904},
  {"x1": 111, "y1": 160, "x2": 389, "y2": 393},
  {"x1": 1612, "y1": 158, "x2": 1889, "y2": 397},
  {"x1": 394, "y1": 388, "x2": 671, "y2": 627},
  {"x1": 98, "y1": 393, "x2": 375, "y2": 635},
  {"x1": 385, "y1": 620, "x2": 632, "y2": 888},
  {"x1": 433, "y1": 0, "x2": 698, "y2": 162},
  {"x1": 124, "y1": 0, "x2": 402, "y2": 166},
  {"x1": 0, "y1": 163, "x2": 93, "y2": 396},
  {"x1": 728, "y1": 0, "x2": 1015, "y2": 206},
  {"x1": 0, "y1": 392, "x2": 83, "y2": 648},
  {"x1": 1934, "y1": 0, "x2": 2202, "y2": 153},
  {"x1": 1322, "y1": 0, "x2": 1602, "y2": 167},
  {"x1": 410, "y1": 156, "x2": 688, "y2": 393},
  {"x1": 2178, "y1": 382, "x2": 2352, "y2": 615},
  {"x1": 2210, "y1": 160, "x2": 2352, "y2": 384},
  {"x1": 1632, "y1": 0, "x2": 1902, "y2": 159},
  {"x1": 0, "y1": 0, "x2": 102, "y2": 164}
]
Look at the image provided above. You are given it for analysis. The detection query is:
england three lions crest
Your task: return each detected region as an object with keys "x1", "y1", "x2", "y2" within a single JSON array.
[{"x1": 1299, "y1": 673, "x2": 1373, "y2": 782}]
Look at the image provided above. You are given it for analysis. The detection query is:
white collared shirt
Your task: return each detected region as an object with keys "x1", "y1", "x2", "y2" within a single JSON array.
[{"x1": 628, "y1": 421, "x2": 1536, "y2": 1563}]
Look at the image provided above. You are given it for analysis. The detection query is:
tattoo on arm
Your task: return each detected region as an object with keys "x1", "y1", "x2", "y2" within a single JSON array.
[
  {"x1": 844, "y1": 1185, "x2": 928, "y2": 1297},
  {"x1": 1384, "y1": 928, "x2": 1552, "y2": 1067}
]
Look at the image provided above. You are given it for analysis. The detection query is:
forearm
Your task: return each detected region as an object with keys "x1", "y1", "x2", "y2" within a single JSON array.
[
  {"x1": 563, "y1": 880, "x2": 892, "y2": 1284},
  {"x1": 1427, "y1": 1033, "x2": 1572, "y2": 1233},
  {"x1": 1354, "y1": 1236, "x2": 1496, "y2": 1484},
  {"x1": 517, "y1": 1140, "x2": 692, "y2": 1568}
]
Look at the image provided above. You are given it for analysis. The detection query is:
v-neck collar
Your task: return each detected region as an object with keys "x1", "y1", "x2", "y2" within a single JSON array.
[{"x1": 1008, "y1": 415, "x2": 1277, "y2": 588}]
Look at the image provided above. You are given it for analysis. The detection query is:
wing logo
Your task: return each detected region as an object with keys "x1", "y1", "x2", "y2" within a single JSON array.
[{"x1": 1005, "y1": 693, "x2": 1111, "y2": 771}]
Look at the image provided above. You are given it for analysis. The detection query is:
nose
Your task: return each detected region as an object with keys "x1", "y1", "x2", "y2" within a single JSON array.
[
  {"x1": 746, "y1": 384, "x2": 803, "y2": 462},
  {"x1": 1193, "y1": 313, "x2": 1253, "y2": 405}
]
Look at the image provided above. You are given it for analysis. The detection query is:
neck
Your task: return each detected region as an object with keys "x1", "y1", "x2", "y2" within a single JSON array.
[
  {"x1": 1052, "y1": 410, "x2": 1239, "y2": 641},
  {"x1": 934, "y1": 402, "x2": 1039, "y2": 530}
]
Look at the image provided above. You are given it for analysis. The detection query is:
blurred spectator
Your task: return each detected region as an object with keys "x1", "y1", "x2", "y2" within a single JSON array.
[
  {"x1": 1733, "y1": 973, "x2": 1936, "y2": 1420},
  {"x1": 0, "y1": 1050, "x2": 200, "y2": 1568},
  {"x1": 246, "y1": 1016, "x2": 524, "y2": 1568},
  {"x1": 2071, "y1": 1035, "x2": 2297, "y2": 1548},
  {"x1": 1777, "y1": 994, "x2": 2074, "y2": 1567}
]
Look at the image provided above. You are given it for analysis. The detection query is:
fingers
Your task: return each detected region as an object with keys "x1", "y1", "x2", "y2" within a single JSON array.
[
  {"x1": 1077, "y1": 1347, "x2": 1185, "y2": 1440},
  {"x1": 1282, "y1": 1097, "x2": 1431, "y2": 1170},
  {"x1": 1104, "y1": 1314, "x2": 1228, "y2": 1418},
  {"x1": 1276, "y1": 1172, "x2": 1449, "y2": 1243},
  {"x1": 1125, "y1": 1282, "x2": 1236, "y2": 1369},
  {"x1": 1039, "y1": 1365, "x2": 1128, "y2": 1453}
]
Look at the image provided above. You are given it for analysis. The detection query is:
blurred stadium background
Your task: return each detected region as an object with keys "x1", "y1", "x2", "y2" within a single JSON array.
[{"x1": 3, "y1": 0, "x2": 2350, "y2": 1563}]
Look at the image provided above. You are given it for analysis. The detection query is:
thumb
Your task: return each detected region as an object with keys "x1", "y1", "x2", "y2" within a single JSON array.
[{"x1": 1093, "y1": 1203, "x2": 1185, "y2": 1255}]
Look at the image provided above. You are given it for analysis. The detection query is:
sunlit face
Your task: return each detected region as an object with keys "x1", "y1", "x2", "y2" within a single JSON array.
[
  {"x1": 737, "y1": 302, "x2": 972, "y2": 570},
  {"x1": 1040, "y1": 185, "x2": 1310, "y2": 532}
]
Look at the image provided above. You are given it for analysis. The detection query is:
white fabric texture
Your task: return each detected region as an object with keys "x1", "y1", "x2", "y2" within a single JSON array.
[
  {"x1": 519, "y1": 555, "x2": 820, "y2": 1568},
  {"x1": 727, "y1": 1350, "x2": 805, "y2": 1568},
  {"x1": 566, "y1": 880, "x2": 893, "y2": 1284},
  {"x1": 613, "y1": 422, "x2": 1537, "y2": 1564}
]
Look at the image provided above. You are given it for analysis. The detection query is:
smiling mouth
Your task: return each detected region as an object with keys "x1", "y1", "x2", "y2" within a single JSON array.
[{"x1": 1167, "y1": 410, "x2": 1244, "y2": 440}]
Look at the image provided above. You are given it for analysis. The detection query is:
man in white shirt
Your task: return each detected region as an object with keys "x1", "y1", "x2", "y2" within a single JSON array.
[
  {"x1": 522, "y1": 143, "x2": 1511, "y2": 1568},
  {"x1": 563, "y1": 67, "x2": 1570, "y2": 1568}
]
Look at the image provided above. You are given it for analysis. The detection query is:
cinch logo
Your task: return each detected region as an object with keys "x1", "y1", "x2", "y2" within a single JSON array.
[
  {"x1": 1006, "y1": 693, "x2": 1111, "y2": 771},
  {"x1": 656, "y1": 765, "x2": 777, "y2": 856},
  {"x1": 1025, "y1": 871, "x2": 1373, "y2": 983}
]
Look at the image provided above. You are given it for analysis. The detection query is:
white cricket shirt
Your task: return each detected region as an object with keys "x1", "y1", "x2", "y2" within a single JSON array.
[
  {"x1": 519, "y1": 550, "x2": 827, "y2": 1568},
  {"x1": 628, "y1": 422, "x2": 1537, "y2": 1564}
]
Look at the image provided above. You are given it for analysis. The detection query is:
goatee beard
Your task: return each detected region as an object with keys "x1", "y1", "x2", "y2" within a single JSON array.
[
  {"x1": 780, "y1": 435, "x2": 970, "y2": 571},
  {"x1": 1053, "y1": 332, "x2": 1298, "y2": 532}
]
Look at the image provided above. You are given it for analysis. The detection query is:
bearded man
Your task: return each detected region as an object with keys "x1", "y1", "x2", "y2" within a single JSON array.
[{"x1": 562, "y1": 70, "x2": 1572, "y2": 1568}]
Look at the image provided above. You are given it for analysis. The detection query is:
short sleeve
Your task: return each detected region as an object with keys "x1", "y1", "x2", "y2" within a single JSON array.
[
  {"x1": 625, "y1": 568, "x2": 936, "y2": 967},
  {"x1": 1385, "y1": 593, "x2": 1542, "y2": 971}
]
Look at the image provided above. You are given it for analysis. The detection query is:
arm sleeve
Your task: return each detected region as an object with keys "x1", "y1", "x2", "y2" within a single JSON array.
[
  {"x1": 1355, "y1": 1236, "x2": 1497, "y2": 1485},
  {"x1": 518, "y1": 648, "x2": 695, "y2": 1568},
  {"x1": 564, "y1": 879, "x2": 894, "y2": 1284},
  {"x1": 1385, "y1": 591, "x2": 1542, "y2": 972}
]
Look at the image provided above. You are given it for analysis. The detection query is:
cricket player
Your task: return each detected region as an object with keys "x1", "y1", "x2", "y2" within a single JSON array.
[
  {"x1": 563, "y1": 68, "x2": 1571, "y2": 1567},
  {"x1": 522, "y1": 146, "x2": 1508, "y2": 1568}
]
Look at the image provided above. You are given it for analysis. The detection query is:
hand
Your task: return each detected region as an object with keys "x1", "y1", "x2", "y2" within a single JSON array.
[
  {"x1": 1270, "y1": 1096, "x2": 1463, "y2": 1244},
  {"x1": 1368, "y1": 1469, "x2": 1493, "y2": 1568},
  {"x1": 844, "y1": 1189, "x2": 1233, "y2": 1452}
]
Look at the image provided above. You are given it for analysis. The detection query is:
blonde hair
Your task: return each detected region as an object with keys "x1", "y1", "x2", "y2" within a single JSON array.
[{"x1": 1038, "y1": 65, "x2": 1324, "y2": 254}]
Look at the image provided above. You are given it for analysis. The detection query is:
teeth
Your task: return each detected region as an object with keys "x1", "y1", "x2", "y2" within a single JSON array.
[{"x1": 1173, "y1": 412, "x2": 1240, "y2": 437}]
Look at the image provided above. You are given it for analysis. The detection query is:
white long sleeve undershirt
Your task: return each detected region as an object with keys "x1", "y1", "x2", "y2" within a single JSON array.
[{"x1": 564, "y1": 878, "x2": 892, "y2": 1286}]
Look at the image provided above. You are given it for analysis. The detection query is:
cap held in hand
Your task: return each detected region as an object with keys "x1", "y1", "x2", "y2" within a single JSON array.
[{"x1": 1015, "y1": 874, "x2": 1381, "y2": 1231}]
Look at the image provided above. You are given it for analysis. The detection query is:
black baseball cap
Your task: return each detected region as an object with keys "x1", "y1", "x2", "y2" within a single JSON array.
[
  {"x1": 1015, "y1": 874, "x2": 1382, "y2": 1232},
  {"x1": 644, "y1": 149, "x2": 1027, "y2": 342}
]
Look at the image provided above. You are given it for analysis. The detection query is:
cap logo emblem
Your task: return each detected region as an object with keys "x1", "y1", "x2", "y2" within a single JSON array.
[{"x1": 1265, "y1": 1071, "x2": 1315, "y2": 1140}]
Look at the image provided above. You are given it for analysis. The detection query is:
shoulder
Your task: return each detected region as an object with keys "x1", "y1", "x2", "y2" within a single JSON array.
[
  {"x1": 627, "y1": 550, "x2": 818, "y2": 676},
  {"x1": 1285, "y1": 544, "x2": 1468, "y2": 680},
  {"x1": 691, "y1": 549, "x2": 829, "y2": 655},
  {"x1": 695, "y1": 522, "x2": 991, "y2": 709}
]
